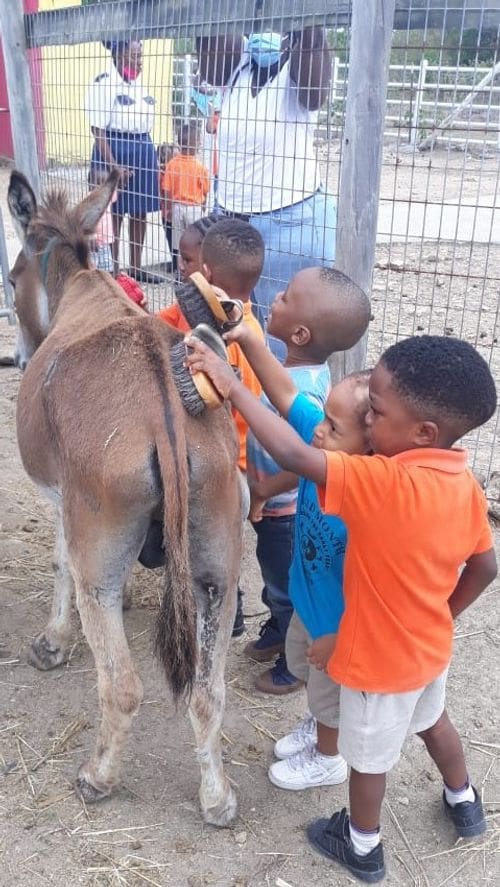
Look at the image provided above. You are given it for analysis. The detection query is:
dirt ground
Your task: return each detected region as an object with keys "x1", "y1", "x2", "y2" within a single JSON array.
[{"x1": 0, "y1": 153, "x2": 499, "y2": 887}]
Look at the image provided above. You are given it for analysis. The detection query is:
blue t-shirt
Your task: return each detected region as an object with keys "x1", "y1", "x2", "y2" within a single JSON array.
[
  {"x1": 246, "y1": 363, "x2": 330, "y2": 517},
  {"x1": 287, "y1": 392, "x2": 347, "y2": 639}
]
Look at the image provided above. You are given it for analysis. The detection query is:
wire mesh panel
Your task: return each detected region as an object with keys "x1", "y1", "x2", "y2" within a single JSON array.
[
  {"x1": 367, "y1": 16, "x2": 500, "y2": 482},
  {"x1": 4, "y1": 0, "x2": 499, "y2": 480},
  {"x1": 24, "y1": 0, "x2": 346, "y2": 345}
]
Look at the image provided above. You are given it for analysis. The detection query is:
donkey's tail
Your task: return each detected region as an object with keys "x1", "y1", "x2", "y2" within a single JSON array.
[{"x1": 153, "y1": 413, "x2": 197, "y2": 701}]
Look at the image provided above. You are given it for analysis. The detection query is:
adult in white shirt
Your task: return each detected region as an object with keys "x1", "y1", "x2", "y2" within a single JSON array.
[
  {"x1": 85, "y1": 40, "x2": 163, "y2": 284},
  {"x1": 196, "y1": 29, "x2": 335, "y2": 359}
]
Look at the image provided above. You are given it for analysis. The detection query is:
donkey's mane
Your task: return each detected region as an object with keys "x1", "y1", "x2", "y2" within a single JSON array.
[{"x1": 30, "y1": 189, "x2": 90, "y2": 267}]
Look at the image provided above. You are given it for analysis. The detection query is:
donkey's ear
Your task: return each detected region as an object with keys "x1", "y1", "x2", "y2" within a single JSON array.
[
  {"x1": 8, "y1": 171, "x2": 37, "y2": 238},
  {"x1": 72, "y1": 167, "x2": 121, "y2": 236}
]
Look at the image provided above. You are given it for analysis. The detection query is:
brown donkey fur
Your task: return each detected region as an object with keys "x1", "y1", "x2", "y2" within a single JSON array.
[{"x1": 7, "y1": 169, "x2": 244, "y2": 825}]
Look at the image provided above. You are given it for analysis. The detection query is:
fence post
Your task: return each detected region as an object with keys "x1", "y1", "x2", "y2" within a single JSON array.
[
  {"x1": 0, "y1": 207, "x2": 15, "y2": 325},
  {"x1": 183, "y1": 53, "x2": 192, "y2": 121},
  {"x1": 329, "y1": 0, "x2": 396, "y2": 382},
  {"x1": 0, "y1": 0, "x2": 40, "y2": 198},
  {"x1": 410, "y1": 57, "x2": 428, "y2": 145}
]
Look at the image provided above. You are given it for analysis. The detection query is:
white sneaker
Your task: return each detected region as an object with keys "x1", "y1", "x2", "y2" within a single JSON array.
[
  {"x1": 274, "y1": 714, "x2": 317, "y2": 760},
  {"x1": 268, "y1": 746, "x2": 347, "y2": 791}
]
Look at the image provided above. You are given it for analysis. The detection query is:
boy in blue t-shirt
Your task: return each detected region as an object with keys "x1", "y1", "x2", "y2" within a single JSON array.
[
  {"x1": 218, "y1": 268, "x2": 372, "y2": 787},
  {"x1": 243, "y1": 267, "x2": 370, "y2": 697},
  {"x1": 269, "y1": 370, "x2": 371, "y2": 791}
]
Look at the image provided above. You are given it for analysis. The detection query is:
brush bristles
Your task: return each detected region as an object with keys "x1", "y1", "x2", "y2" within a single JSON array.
[
  {"x1": 175, "y1": 280, "x2": 220, "y2": 331},
  {"x1": 170, "y1": 341, "x2": 206, "y2": 417}
]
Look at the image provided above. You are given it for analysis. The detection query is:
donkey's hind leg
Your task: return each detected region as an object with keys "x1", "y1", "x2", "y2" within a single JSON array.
[
  {"x1": 189, "y1": 580, "x2": 238, "y2": 827},
  {"x1": 187, "y1": 506, "x2": 242, "y2": 826},
  {"x1": 65, "y1": 504, "x2": 147, "y2": 802},
  {"x1": 29, "y1": 507, "x2": 74, "y2": 670}
]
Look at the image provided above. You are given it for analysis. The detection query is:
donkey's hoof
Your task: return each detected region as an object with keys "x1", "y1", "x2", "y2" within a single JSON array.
[
  {"x1": 76, "y1": 769, "x2": 112, "y2": 804},
  {"x1": 202, "y1": 783, "x2": 237, "y2": 827},
  {"x1": 29, "y1": 635, "x2": 67, "y2": 671}
]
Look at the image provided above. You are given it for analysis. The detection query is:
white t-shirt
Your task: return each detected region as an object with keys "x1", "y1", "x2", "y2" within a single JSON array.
[
  {"x1": 217, "y1": 59, "x2": 320, "y2": 214},
  {"x1": 85, "y1": 65, "x2": 155, "y2": 134}
]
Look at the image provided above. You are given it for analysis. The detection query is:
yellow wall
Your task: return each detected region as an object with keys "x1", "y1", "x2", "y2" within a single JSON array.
[{"x1": 39, "y1": 0, "x2": 173, "y2": 164}]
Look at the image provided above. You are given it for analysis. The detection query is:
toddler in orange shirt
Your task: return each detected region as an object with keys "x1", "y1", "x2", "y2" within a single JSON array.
[
  {"x1": 185, "y1": 332, "x2": 497, "y2": 883},
  {"x1": 160, "y1": 121, "x2": 210, "y2": 270}
]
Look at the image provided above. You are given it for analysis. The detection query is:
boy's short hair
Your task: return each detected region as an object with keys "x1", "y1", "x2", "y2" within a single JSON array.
[
  {"x1": 201, "y1": 219, "x2": 265, "y2": 294},
  {"x1": 307, "y1": 268, "x2": 371, "y2": 361},
  {"x1": 176, "y1": 120, "x2": 199, "y2": 151},
  {"x1": 189, "y1": 213, "x2": 220, "y2": 240},
  {"x1": 381, "y1": 335, "x2": 497, "y2": 434}
]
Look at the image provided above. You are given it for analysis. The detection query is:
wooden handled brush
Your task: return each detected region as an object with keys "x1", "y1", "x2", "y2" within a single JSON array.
[
  {"x1": 170, "y1": 273, "x2": 243, "y2": 416},
  {"x1": 170, "y1": 324, "x2": 227, "y2": 417},
  {"x1": 175, "y1": 272, "x2": 244, "y2": 333}
]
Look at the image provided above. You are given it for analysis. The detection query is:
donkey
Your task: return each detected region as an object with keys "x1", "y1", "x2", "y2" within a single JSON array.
[{"x1": 7, "y1": 169, "x2": 244, "y2": 826}]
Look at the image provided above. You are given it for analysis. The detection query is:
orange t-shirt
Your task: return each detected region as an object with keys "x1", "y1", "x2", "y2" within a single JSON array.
[
  {"x1": 160, "y1": 154, "x2": 210, "y2": 206},
  {"x1": 317, "y1": 448, "x2": 493, "y2": 694},
  {"x1": 156, "y1": 301, "x2": 263, "y2": 471}
]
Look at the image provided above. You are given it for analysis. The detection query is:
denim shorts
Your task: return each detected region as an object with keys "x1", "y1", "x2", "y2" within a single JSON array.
[{"x1": 246, "y1": 189, "x2": 337, "y2": 359}]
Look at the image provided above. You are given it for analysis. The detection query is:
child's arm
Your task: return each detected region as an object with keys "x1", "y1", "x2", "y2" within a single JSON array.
[
  {"x1": 249, "y1": 470, "x2": 298, "y2": 522},
  {"x1": 160, "y1": 189, "x2": 172, "y2": 221},
  {"x1": 448, "y1": 548, "x2": 497, "y2": 618},
  {"x1": 224, "y1": 323, "x2": 298, "y2": 417},
  {"x1": 160, "y1": 165, "x2": 173, "y2": 220},
  {"x1": 186, "y1": 338, "x2": 327, "y2": 484}
]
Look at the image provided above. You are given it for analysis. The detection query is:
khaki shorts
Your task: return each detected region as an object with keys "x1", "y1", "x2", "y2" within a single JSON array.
[
  {"x1": 285, "y1": 612, "x2": 341, "y2": 728},
  {"x1": 171, "y1": 202, "x2": 204, "y2": 252},
  {"x1": 338, "y1": 668, "x2": 448, "y2": 773},
  {"x1": 286, "y1": 613, "x2": 448, "y2": 773}
]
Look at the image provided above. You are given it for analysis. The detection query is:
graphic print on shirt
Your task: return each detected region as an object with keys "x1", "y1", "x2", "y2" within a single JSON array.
[{"x1": 298, "y1": 495, "x2": 345, "y2": 575}]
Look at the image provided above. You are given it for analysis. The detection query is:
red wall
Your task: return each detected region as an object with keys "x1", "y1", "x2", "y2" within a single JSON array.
[
  {"x1": 0, "y1": 0, "x2": 44, "y2": 163},
  {"x1": 0, "y1": 40, "x2": 14, "y2": 160}
]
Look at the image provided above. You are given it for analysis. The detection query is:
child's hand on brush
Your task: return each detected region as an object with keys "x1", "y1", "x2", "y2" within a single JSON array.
[{"x1": 184, "y1": 337, "x2": 238, "y2": 401}]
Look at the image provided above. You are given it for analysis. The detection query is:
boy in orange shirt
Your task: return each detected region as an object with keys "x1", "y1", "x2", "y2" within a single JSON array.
[
  {"x1": 157, "y1": 218, "x2": 265, "y2": 635},
  {"x1": 185, "y1": 333, "x2": 497, "y2": 883},
  {"x1": 161, "y1": 121, "x2": 210, "y2": 270}
]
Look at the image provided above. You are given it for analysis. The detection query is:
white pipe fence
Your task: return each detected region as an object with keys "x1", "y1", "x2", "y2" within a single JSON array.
[{"x1": 323, "y1": 60, "x2": 500, "y2": 148}]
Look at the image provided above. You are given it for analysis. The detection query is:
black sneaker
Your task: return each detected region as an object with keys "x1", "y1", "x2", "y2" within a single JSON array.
[
  {"x1": 243, "y1": 616, "x2": 285, "y2": 662},
  {"x1": 307, "y1": 809, "x2": 385, "y2": 883},
  {"x1": 232, "y1": 587, "x2": 245, "y2": 638},
  {"x1": 443, "y1": 787, "x2": 487, "y2": 838}
]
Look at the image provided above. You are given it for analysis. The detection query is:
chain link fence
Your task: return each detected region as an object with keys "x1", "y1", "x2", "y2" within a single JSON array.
[{"x1": 0, "y1": 0, "x2": 498, "y2": 481}]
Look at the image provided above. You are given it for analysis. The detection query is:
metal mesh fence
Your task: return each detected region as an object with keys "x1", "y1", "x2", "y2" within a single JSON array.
[{"x1": 1, "y1": 0, "x2": 499, "y2": 481}]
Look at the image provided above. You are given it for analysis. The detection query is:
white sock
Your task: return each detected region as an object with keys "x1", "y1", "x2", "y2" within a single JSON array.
[
  {"x1": 444, "y1": 779, "x2": 475, "y2": 806},
  {"x1": 316, "y1": 750, "x2": 344, "y2": 769},
  {"x1": 349, "y1": 821, "x2": 380, "y2": 856}
]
